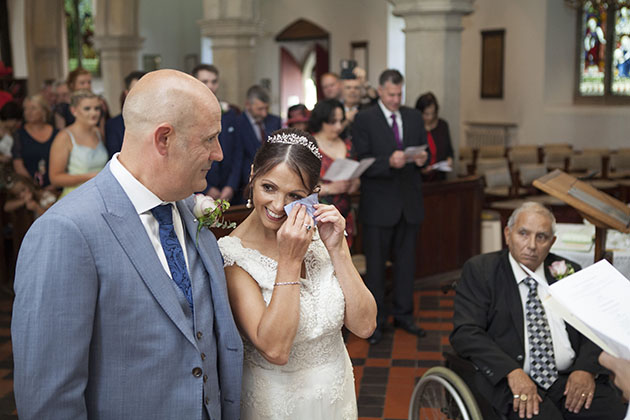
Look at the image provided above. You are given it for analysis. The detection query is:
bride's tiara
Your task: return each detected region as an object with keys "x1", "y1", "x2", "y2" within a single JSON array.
[{"x1": 266, "y1": 132, "x2": 322, "y2": 160}]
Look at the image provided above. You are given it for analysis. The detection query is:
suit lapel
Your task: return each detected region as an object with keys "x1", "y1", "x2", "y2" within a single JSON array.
[
  {"x1": 500, "y1": 250, "x2": 526, "y2": 348},
  {"x1": 96, "y1": 169, "x2": 197, "y2": 347},
  {"x1": 177, "y1": 199, "x2": 231, "y2": 327}
]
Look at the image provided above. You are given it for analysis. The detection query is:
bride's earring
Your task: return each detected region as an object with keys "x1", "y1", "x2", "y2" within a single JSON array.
[{"x1": 246, "y1": 198, "x2": 252, "y2": 209}]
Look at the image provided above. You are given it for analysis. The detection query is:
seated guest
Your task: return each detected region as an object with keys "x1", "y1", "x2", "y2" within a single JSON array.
[
  {"x1": 105, "y1": 70, "x2": 145, "y2": 157},
  {"x1": 191, "y1": 63, "x2": 240, "y2": 114},
  {"x1": 415, "y1": 92, "x2": 453, "y2": 181},
  {"x1": 309, "y1": 99, "x2": 359, "y2": 247},
  {"x1": 235, "y1": 85, "x2": 281, "y2": 203},
  {"x1": 53, "y1": 67, "x2": 92, "y2": 129},
  {"x1": 3, "y1": 174, "x2": 56, "y2": 218},
  {"x1": 286, "y1": 104, "x2": 310, "y2": 131},
  {"x1": 49, "y1": 90, "x2": 108, "y2": 198},
  {"x1": 12, "y1": 95, "x2": 57, "y2": 187},
  {"x1": 451, "y1": 202, "x2": 627, "y2": 420},
  {"x1": 320, "y1": 72, "x2": 342, "y2": 101}
]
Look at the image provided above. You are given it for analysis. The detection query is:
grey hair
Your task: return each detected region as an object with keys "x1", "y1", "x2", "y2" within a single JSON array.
[
  {"x1": 246, "y1": 85, "x2": 270, "y2": 104},
  {"x1": 506, "y1": 201, "x2": 556, "y2": 234}
]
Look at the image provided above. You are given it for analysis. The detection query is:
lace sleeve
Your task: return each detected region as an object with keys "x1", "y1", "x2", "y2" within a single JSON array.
[{"x1": 217, "y1": 236, "x2": 238, "y2": 267}]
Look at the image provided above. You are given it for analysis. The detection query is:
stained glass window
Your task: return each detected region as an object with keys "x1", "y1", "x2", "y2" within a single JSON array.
[
  {"x1": 579, "y1": 1, "x2": 608, "y2": 95},
  {"x1": 612, "y1": 5, "x2": 630, "y2": 94},
  {"x1": 576, "y1": 0, "x2": 630, "y2": 101}
]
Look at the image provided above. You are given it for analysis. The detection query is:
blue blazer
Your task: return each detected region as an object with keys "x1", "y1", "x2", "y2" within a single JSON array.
[
  {"x1": 11, "y1": 165, "x2": 243, "y2": 420},
  {"x1": 105, "y1": 114, "x2": 125, "y2": 157},
  {"x1": 235, "y1": 112, "x2": 281, "y2": 188},
  {"x1": 205, "y1": 109, "x2": 242, "y2": 194}
]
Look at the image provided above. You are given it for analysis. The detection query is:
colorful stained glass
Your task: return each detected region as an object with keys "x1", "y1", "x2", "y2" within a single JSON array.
[
  {"x1": 579, "y1": 1, "x2": 608, "y2": 96},
  {"x1": 612, "y1": 5, "x2": 630, "y2": 95}
]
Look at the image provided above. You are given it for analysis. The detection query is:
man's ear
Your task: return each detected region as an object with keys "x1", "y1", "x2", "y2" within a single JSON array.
[{"x1": 153, "y1": 123, "x2": 174, "y2": 156}]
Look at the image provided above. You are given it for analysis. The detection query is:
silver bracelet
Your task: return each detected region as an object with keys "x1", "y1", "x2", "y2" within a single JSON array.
[{"x1": 273, "y1": 281, "x2": 300, "y2": 287}]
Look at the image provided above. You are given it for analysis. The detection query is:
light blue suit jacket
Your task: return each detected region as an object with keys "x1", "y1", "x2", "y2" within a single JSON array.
[{"x1": 11, "y1": 165, "x2": 243, "y2": 420}]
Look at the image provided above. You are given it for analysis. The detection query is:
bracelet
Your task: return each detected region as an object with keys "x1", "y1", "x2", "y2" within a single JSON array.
[{"x1": 273, "y1": 281, "x2": 300, "y2": 287}]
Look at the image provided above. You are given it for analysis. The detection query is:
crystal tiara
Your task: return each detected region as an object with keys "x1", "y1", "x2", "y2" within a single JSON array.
[{"x1": 266, "y1": 132, "x2": 322, "y2": 160}]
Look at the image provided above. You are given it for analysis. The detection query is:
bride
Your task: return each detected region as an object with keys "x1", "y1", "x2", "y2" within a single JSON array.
[{"x1": 218, "y1": 128, "x2": 376, "y2": 419}]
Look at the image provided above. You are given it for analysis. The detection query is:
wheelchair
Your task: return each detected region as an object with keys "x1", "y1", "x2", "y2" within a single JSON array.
[{"x1": 408, "y1": 353, "x2": 505, "y2": 420}]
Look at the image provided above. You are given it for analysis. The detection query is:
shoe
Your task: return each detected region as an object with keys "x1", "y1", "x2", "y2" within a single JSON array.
[
  {"x1": 367, "y1": 327, "x2": 383, "y2": 345},
  {"x1": 393, "y1": 319, "x2": 426, "y2": 337}
]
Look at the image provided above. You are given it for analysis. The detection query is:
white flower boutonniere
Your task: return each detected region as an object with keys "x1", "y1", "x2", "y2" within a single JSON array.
[
  {"x1": 549, "y1": 260, "x2": 575, "y2": 280},
  {"x1": 193, "y1": 194, "x2": 236, "y2": 242}
]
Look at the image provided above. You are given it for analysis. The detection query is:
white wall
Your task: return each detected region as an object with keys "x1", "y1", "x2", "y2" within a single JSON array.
[
  {"x1": 460, "y1": 0, "x2": 630, "y2": 149},
  {"x1": 254, "y1": 0, "x2": 389, "y2": 114},
  {"x1": 138, "y1": 0, "x2": 202, "y2": 72}
]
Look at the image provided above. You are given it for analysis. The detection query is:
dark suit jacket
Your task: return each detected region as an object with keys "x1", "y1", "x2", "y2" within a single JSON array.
[
  {"x1": 105, "y1": 114, "x2": 125, "y2": 158},
  {"x1": 450, "y1": 250, "x2": 601, "y2": 412},
  {"x1": 205, "y1": 109, "x2": 242, "y2": 194},
  {"x1": 352, "y1": 104, "x2": 428, "y2": 227},
  {"x1": 235, "y1": 112, "x2": 282, "y2": 187}
]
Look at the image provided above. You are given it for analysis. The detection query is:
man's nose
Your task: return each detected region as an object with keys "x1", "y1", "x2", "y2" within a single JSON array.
[{"x1": 210, "y1": 142, "x2": 223, "y2": 162}]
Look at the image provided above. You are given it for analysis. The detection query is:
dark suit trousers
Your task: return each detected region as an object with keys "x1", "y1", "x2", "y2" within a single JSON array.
[
  {"x1": 505, "y1": 374, "x2": 626, "y2": 420},
  {"x1": 363, "y1": 218, "x2": 419, "y2": 326}
]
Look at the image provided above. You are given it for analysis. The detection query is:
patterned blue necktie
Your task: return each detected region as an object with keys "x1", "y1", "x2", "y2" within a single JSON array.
[
  {"x1": 524, "y1": 276, "x2": 558, "y2": 389},
  {"x1": 151, "y1": 204, "x2": 194, "y2": 313}
]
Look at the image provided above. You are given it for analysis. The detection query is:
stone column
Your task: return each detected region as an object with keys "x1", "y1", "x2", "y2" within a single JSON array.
[
  {"x1": 93, "y1": 0, "x2": 144, "y2": 115},
  {"x1": 198, "y1": 0, "x2": 260, "y2": 106},
  {"x1": 24, "y1": 0, "x2": 67, "y2": 95},
  {"x1": 391, "y1": 0, "x2": 474, "y2": 155}
]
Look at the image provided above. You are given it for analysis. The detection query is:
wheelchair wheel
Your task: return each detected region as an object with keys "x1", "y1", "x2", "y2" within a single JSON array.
[{"x1": 408, "y1": 366, "x2": 483, "y2": 420}]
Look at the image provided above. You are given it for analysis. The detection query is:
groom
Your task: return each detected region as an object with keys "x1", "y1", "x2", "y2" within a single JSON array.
[{"x1": 11, "y1": 70, "x2": 243, "y2": 420}]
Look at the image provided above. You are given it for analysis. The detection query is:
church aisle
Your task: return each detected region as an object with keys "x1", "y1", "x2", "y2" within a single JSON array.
[{"x1": 348, "y1": 289, "x2": 455, "y2": 420}]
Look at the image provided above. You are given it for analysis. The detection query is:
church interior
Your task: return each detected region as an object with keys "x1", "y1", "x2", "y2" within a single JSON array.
[{"x1": 1, "y1": 0, "x2": 629, "y2": 418}]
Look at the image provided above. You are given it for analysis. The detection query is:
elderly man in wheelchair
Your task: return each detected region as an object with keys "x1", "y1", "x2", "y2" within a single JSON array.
[{"x1": 410, "y1": 202, "x2": 627, "y2": 420}]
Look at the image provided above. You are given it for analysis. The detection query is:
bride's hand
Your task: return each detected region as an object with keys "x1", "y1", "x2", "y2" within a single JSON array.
[
  {"x1": 277, "y1": 204, "x2": 314, "y2": 262},
  {"x1": 313, "y1": 204, "x2": 346, "y2": 251}
]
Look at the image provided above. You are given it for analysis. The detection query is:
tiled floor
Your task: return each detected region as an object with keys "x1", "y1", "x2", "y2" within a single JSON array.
[{"x1": 0, "y1": 282, "x2": 455, "y2": 419}]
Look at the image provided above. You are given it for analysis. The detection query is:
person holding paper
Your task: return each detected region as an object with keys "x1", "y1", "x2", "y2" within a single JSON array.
[
  {"x1": 415, "y1": 92, "x2": 453, "y2": 182},
  {"x1": 451, "y1": 202, "x2": 626, "y2": 420},
  {"x1": 599, "y1": 352, "x2": 630, "y2": 400},
  {"x1": 352, "y1": 68, "x2": 429, "y2": 345},
  {"x1": 309, "y1": 99, "x2": 359, "y2": 246},
  {"x1": 218, "y1": 128, "x2": 376, "y2": 419}
]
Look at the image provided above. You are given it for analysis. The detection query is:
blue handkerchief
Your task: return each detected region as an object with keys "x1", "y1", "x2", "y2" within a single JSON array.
[{"x1": 283, "y1": 193, "x2": 319, "y2": 220}]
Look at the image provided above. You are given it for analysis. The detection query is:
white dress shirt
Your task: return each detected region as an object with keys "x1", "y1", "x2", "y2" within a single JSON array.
[
  {"x1": 378, "y1": 99, "x2": 403, "y2": 141},
  {"x1": 109, "y1": 153, "x2": 190, "y2": 276},
  {"x1": 508, "y1": 253, "x2": 575, "y2": 373}
]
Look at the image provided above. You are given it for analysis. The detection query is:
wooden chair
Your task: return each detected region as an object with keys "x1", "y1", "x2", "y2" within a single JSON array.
[
  {"x1": 478, "y1": 145, "x2": 506, "y2": 159},
  {"x1": 609, "y1": 152, "x2": 630, "y2": 179}
]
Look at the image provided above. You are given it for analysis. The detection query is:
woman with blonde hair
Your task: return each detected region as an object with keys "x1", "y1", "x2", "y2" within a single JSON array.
[
  {"x1": 11, "y1": 94, "x2": 58, "y2": 187},
  {"x1": 49, "y1": 90, "x2": 108, "y2": 198}
]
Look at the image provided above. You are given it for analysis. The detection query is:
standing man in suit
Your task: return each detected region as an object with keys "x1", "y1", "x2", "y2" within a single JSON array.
[
  {"x1": 352, "y1": 69, "x2": 429, "y2": 345},
  {"x1": 11, "y1": 69, "x2": 244, "y2": 420},
  {"x1": 191, "y1": 64, "x2": 241, "y2": 202},
  {"x1": 451, "y1": 202, "x2": 626, "y2": 420},
  {"x1": 235, "y1": 85, "x2": 281, "y2": 203},
  {"x1": 104, "y1": 70, "x2": 145, "y2": 157}
]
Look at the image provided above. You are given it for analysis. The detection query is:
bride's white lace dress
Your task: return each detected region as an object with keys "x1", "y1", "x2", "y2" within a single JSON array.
[{"x1": 218, "y1": 236, "x2": 358, "y2": 420}]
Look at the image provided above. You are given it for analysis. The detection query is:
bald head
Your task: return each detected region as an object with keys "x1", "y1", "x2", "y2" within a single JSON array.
[
  {"x1": 122, "y1": 69, "x2": 220, "y2": 140},
  {"x1": 118, "y1": 69, "x2": 224, "y2": 202}
]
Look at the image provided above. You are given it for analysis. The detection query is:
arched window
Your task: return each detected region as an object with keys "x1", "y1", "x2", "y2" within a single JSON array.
[
  {"x1": 575, "y1": 0, "x2": 630, "y2": 103},
  {"x1": 65, "y1": 0, "x2": 99, "y2": 74}
]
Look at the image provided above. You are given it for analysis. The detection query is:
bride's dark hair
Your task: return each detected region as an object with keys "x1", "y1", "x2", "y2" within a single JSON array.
[{"x1": 245, "y1": 128, "x2": 321, "y2": 199}]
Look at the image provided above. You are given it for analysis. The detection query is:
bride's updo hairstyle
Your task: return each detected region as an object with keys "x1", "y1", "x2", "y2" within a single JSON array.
[{"x1": 246, "y1": 128, "x2": 322, "y2": 198}]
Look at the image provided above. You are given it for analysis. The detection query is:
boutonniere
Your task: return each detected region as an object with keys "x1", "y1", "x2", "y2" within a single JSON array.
[
  {"x1": 549, "y1": 260, "x2": 575, "y2": 280},
  {"x1": 193, "y1": 194, "x2": 236, "y2": 242}
]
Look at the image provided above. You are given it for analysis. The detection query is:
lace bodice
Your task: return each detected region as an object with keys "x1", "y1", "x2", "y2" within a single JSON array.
[{"x1": 218, "y1": 235, "x2": 357, "y2": 419}]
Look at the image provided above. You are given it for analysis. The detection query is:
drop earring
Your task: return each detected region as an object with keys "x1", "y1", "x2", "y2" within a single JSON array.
[{"x1": 246, "y1": 198, "x2": 252, "y2": 209}]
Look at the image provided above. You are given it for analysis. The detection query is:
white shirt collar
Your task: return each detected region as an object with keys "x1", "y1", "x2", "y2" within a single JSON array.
[
  {"x1": 508, "y1": 252, "x2": 548, "y2": 286},
  {"x1": 109, "y1": 153, "x2": 171, "y2": 215},
  {"x1": 378, "y1": 99, "x2": 401, "y2": 122}
]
